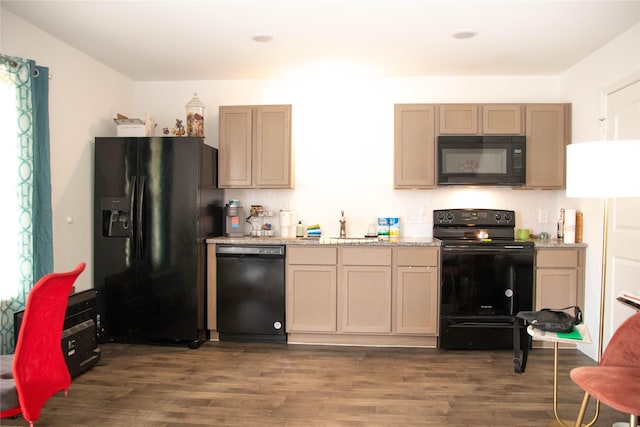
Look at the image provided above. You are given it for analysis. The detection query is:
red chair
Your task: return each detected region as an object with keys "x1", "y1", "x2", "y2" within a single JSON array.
[
  {"x1": 0, "y1": 263, "x2": 86, "y2": 426},
  {"x1": 570, "y1": 312, "x2": 640, "y2": 427}
]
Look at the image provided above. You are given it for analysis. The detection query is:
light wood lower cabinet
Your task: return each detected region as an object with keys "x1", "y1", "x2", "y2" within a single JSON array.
[
  {"x1": 286, "y1": 247, "x2": 337, "y2": 332},
  {"x1": 534, "y1": 247, "x2": 585, "y2": 348},
  {"x1": 339, "y1": 248, "x2": 392, "y2": 333},
  {"x1": 286, "y1": 245, "x2": 439, "y2": 346},
  {"x1": 394, "y1": 247, "x2": 439, "y2": 335},
  {"x1": 206, "y1": 243, "x2": 217, "y2": 332}
]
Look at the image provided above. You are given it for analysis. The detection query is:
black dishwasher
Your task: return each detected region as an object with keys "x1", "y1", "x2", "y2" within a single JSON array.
[{"x1": 216, "y1": 245, "x2": 286, "y2": 342}]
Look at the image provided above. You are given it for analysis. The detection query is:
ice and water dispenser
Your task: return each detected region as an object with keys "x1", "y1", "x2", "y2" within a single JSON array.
[{"x1": 100, "y1": 197, "x2": 131, "y2": 237}]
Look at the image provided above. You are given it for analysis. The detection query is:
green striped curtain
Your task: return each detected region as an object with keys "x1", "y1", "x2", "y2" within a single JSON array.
[{"x1": 0, "y1": 55, "x2": 53, "y2": 354}]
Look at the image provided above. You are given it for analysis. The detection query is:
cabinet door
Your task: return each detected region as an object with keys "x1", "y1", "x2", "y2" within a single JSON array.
[
  {"x1": 286, "y1": 264, "x2": 337, "y2": 332},
  {"x1": 340, "y1": 266, "x2": 392, "y2": 333},
  {"x1": 255, "y1": 105, "x2": 293, "y2": 188},
  {"x1": 525, "y1": 104, "x2": 570, "y2": 189},
  {"x1": 394, "y1": 104, "x2": 436, "y2": 188},
  {"x1": 482, "y1": 104, "x2": 524, "y2": 135},
  {"x1": 438, "y1": 104, "x2": 479, "y2": 134},
  {"x1": 395, "y1": 266, "x2": 439, "y2": 334},
  {"x1": 535, "y1": 266, "x2": 578, "y2": 349},
  {"x1": 535, "y1": 268, "x2": 579, "y2": 310},
  {"x1": 219, "y1": 106, "x2": 253, "y2": 187},
  {"x1": 206, "y1": 244, "x2": 217, "y2": 331}
]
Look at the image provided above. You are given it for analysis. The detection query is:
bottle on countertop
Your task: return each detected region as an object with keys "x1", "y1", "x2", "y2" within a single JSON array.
[
  {"x1": 557, "y1": 208, "x2": 565, "y2": 241},
  {"x1": 575, "y1": 211, "x2": 583, "y2": 243},
  {"x1": 296, "y1": 221, "x2": 304, "y2": 238}
]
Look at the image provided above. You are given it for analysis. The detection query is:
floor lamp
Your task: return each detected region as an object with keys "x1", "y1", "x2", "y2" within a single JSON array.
[{"x1": 566, "y1": 139, "x2": 640, "y2": 426}]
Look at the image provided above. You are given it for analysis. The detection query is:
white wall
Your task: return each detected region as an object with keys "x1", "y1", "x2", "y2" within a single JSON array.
[
  {"x1": 134, "y1": 76, "x2": 564, "y2": 238},
  {"x1": 3, "y1": 5, "x2": 638, "y2": 349},
  {"x1": 1, "y1": 9, "x2": 135, "y2": 291},
  {"x1": 561, "y1": 23, "x2": 640, "y2": 360}
]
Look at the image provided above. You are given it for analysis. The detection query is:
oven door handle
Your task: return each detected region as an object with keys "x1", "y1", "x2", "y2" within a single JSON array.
[{"x1": 442, "y1": 245, "x2": 533, "y2": 253}]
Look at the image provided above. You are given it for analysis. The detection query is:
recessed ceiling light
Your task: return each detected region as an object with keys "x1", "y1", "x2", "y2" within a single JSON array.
[
  {"x1": 251, "y1": 34, "x2": 274, "y2": 43},
  {"x1": 452, "y1": 30, "x2": 477, "y2": 39}
]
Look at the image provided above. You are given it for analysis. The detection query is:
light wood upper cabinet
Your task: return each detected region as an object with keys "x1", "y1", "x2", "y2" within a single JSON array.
[
  {"x1": 437, "y1": 104, "x2": 479, "y2": 134},
  {"x1": 395, "y1": 102, "x2": 571, "y2": 190},
  {"x1": 219, "y1": 106, "x2": 252, "y2": 187},
  {"x1": 525, "y1": 104, "x2": 571, "y2": 189},
  {"x1": 481, "y1": 104, "x2": 524, "y2": 135},
  {"x1": 394, "y1": 104, "x2": 436, "y2": 189},
  {"x1": 286, "y1": 247, "x2": 337, "y2": 333},
  {"x1": 219, "y1": 104, "x2": 292, "y2": 188}
]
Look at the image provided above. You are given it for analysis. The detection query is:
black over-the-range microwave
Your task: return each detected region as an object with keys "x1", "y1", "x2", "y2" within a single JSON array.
[{"x1": 437, "y1": 135, "x2": 526, "y2": 186}]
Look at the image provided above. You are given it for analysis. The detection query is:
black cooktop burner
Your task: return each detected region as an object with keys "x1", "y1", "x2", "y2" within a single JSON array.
[{"x1": 433, "y1": 208, "x2": 532, "y2": 247}]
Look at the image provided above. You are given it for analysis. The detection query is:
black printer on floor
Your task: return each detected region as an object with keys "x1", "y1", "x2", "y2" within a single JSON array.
[{"x1": 14, "y1": 289, "x2": 100, "y2": 378}]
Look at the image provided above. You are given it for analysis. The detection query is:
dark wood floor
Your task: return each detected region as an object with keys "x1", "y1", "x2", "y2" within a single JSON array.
[{"x1": 3, "y1": 341, "x2": 628, "y2": 426}]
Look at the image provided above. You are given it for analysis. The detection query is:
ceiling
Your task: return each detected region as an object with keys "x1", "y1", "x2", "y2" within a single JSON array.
[{"x1": 2, "y1": 0, "x2": 639, "y2": 81}]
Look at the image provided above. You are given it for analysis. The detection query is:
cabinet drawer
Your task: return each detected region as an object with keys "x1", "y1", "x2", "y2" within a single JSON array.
[
  {"x1": 288, "y1": 247, "x2": 337, "y2": 265},
  {"x1": 536, "y1": 249, "x2": 579, "y2": 268},
  {"x1": 341, "y1": 247, "x2": 392, "y2": 266},
  {"x1": 395, "y1": 247, "x2": 439, "y2": 266}
]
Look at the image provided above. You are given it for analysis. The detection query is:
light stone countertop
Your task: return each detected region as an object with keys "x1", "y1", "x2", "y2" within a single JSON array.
[
  {"x1": 206, "y1": 236, "x2": 587, "y2": 248},
  {"x1": 531, "y1": 239, "x2": 588, "y2": 248},
  {"x1": 206, "y1": 236, "x2": 441, "y2": 247}
]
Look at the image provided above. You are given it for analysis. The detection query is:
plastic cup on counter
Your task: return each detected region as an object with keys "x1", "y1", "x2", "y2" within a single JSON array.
[{"x1": 516, "y1": 228, "x2": 530, "y2": 240}]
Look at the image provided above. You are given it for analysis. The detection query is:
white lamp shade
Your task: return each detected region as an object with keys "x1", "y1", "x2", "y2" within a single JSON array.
[{"x1": 566, "y1": 140, "x2": 640, "y2": 198}]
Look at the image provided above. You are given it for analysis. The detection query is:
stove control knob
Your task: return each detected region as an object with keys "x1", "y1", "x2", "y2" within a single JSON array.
[
  {"x1": 494, "y1": 213, "x2": 502, "y2": 222},
  {"x1": 436, "y1": 212, "x2": 445, "y2": 222},
  {"x1": 503, "y1": 212, "x2": 511, "y2": 222},
  {"x1": 446, "y1": 212, "x2": 454, "y2": 221}
]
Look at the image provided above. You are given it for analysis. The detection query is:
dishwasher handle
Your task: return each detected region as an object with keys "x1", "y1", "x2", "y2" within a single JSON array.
[{"x1": 216, "y1": 245, "x2": 285, "y2": 257}]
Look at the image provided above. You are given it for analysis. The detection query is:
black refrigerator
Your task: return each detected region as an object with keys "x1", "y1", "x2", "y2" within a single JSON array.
[{"x1": 94, "y1": 137, "x2": 223, "y2": 348}]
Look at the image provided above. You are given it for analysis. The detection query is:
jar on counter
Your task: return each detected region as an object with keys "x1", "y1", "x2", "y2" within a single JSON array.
[{"x1": 186, "y1": 92, "x2": 205, "y2": 138}]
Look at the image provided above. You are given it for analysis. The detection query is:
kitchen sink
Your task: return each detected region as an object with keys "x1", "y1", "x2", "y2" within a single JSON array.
[{"x1": 319, "y1": 236, "x2": 379, "y2": 244}]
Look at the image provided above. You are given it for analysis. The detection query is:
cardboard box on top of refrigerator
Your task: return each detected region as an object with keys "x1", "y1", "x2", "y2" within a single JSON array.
[{"x1": 114, "y1": 113, "x2": 156, "y2": 137}]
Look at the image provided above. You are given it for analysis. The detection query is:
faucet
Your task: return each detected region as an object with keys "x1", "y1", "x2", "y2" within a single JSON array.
[{"x1": 339, "y1": 210, "x2": 346, "y2": 238}]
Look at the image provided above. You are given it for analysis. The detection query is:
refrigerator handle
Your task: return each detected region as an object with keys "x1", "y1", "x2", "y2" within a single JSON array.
[
  {"x1": 130, "y1": 176, "x2": 137, "y2": 253},
  {"x1": 137, "y1": 176, "x2": 145, "y2": 259}
]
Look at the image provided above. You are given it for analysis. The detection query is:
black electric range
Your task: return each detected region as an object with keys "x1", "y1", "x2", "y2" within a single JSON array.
[{"x1": 434, "y1": 209, "x2": 534, "y2": 350}]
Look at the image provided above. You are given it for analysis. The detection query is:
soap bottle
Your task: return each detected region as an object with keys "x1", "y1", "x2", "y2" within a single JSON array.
[{"x1": 296, "y1": 221, "x2": 304, "y2": 238}]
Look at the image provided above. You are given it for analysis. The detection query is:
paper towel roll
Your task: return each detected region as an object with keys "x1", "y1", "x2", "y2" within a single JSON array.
[
  {"x1": 280, "y1": 210, "x2": 294, "y2": 237},
  {"x1": 280, "y1": 210, "x2": 292, "y2": 226},
  {"x1": 564, "y1": 208, "x2": 576, "y2": 244}
]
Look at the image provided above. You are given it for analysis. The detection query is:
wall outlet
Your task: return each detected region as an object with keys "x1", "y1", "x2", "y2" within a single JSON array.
[
  {"x1": 538, "y1": 209, "x2": 549, "y2": 224},
  {"x1": 418, "y1": 205, "x2": 429, "y2": 223},
  {"x1": 405, "y1": 213, "x2": 418, "y2": 224}
]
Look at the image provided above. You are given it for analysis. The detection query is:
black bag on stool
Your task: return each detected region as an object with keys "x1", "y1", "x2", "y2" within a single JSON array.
[{"x1": 513, "y1": 306, "x2": 583, "y2": 374}]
